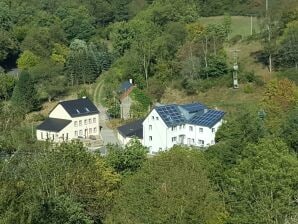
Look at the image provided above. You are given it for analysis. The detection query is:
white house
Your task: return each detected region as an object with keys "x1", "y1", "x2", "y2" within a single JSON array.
[
  {"x1": 36, "y1": 98, "x2": 100, "y2": 142},
  {"x1": 142, "y1": 103, "x2": 225, "y2": 154}
]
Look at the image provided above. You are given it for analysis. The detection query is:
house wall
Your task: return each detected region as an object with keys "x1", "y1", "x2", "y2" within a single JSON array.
[
  {"x1": 143, "y1": 109, "x2": 224, "y2": 154},
  {"x1": 49, "y1": 104, "x2": 71, "y2": 119},
  {"x1": 143, "y1": 109, "x2": 168, "y2": 154},
  {"x1": 117, "y1": 132, "x2": 142, "y2": 145},
  {"x1": 37, "y1": 114, "x2": 100, "y2": 142}
]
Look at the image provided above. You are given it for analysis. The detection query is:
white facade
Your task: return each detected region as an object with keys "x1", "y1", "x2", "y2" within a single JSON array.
[
  {"x1": 36, "y1": 101, "x2": 100, "y2": 143},
  {"x1": 117, "y1": 132, "x2": 143, "y2": 145},
  {"x1": 143, "y1": 108, "x2": 223, "y2": 154}
]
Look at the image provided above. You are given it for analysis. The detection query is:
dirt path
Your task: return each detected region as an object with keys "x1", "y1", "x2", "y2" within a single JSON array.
[{"x1": 93, "y1": 78, "x2": 119, "y2": 145}]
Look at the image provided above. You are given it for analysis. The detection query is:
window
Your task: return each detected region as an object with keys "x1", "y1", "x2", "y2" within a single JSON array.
[
  {"x1": 171, "y1": 126, "x2": 177, "y2": 131},
  {"x1": 198, "y1": 140, "x2": 204, "y2": 145},
  {"x1": 183, "y1": 124, "x2": 185, "y2": 129},
  {"x1": 192, "y1": 138, "x2": 195, "y2": 144},
  {"x1": 46, "y1": 133, "x2": 49, "y2": 139},
  {"x1": 89, "y1": 128, "x2": 92, "y2": 134},
  {"x1": 79, "y1": 120, "x2": 82, "y2": 126},
  {"x1": 149, "y1": 125, "x2": 152, "y2": 130},
  {"x1": 40, "y1": 132, "x2": 43, "y2": 139},
  {"x1": 179, "y1": 125, "x2": 182, "y2": 130},
  {"x1": 74, "y1": 121, "x2": 78, "y2": 127},
  {"x1": 75, "y1": 131, "x2": 78, "y2": 137},
  {"x1": 93, "y1": 118, "x2": 96, "y2": 123},
  {"x1": 189, "y1": 126, "x2": 193, "y2": 131},
  {"x1": 94, "y1": 127, "x2": 97, "y2": 133},
  {"x1": 156, "y1": 117, "x2": 159, "y2": 120},
  {"x1": 149, "y1": 136, "x2": 152, "y2": 141},
  {"x1": 212, "y1": 128, "x2": 215, "y2": 133},
  {"x1": 89, "y1": 118, "x2": 92, "y2": 124},
  {"x1": 152, "y1": 116, "x2": 154, "y2": 120},
  {"x1": 172, "y1": 137, "x2": 177, "y2": 142},
  {"x1": 79, "y1": 130, "x2": 83, "y2": 136},
  {"x1": 84, "y1": 119, "x2": 87, "y2": 125},
  {"x1": 199, "y1": 128, "x2": 203, "y2": 133}
]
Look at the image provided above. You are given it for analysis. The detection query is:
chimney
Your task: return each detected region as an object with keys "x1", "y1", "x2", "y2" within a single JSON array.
[
  {"x1": 129, "y1": 78, "x2": 133, "y2": 84},
  {"x1": 204, "y1": 108, "x2": 208, "y2": 113}
]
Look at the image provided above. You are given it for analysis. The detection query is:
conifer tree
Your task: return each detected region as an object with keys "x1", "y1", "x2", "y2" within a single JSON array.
[{"x1": 11, "y1": 70, "x2": 38, "y2": 113}]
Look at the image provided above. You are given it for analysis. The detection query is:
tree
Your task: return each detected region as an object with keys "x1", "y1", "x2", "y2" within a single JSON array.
[
  {"x1": 56, "y1": 6, "x2": 96, "y2": 41},
  {"x1": 30, "y1": 60, "x2": 66, "y2": 102},
  {"x1": 225, "y1": 138, "x2": 298, "y2": 224},
  {"x1": 0, "y1": 73, "x2": 16, "y2": 100},
  {"x1": 275, "y1": 21, "x2": 298, "y2": 69},
  {"x1": 32, "y1": 195, "x2": 93, "y2": 224},
  {"x1": 17, "y1": 50, "x2": 41, "y2": 70},
  {"x1": 11, "y1": 70, "x2": 38, "y2": 113},
  {"x1": 279, "y1": 107, "x2": 298, "y2": 153},
  {"x1": 262, "y1": 79, "x2": 297, "y2": 131},
  {"x1": 106, "y1": 147, "x2": 227, "y2": 224},
  {"x1": 0, "y1": 30, "x2": 19, "y2": 62},
  {"x1": 106, "y1": 140, "x2": 148, "y2": 174},
  {"x1": 0, "y1": 141, "x2": 120, "y2": 223}
]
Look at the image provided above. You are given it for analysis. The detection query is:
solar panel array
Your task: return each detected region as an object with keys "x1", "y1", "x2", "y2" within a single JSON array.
[
  {"x1": 156, "y1": 105, "x2": 186, "y2": 126},
  {"x1": 190, "y1": 110, "x2": 225, "y2": 127},
  {"x1": 181, "y1": 103, "x2": 206, "y2": 113}
]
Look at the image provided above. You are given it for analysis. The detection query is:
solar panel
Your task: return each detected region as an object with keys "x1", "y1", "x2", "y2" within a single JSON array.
[
  {"x1": 155, "y1": 104, "x2": 224, "y2": 128},
  {"x1": 190, "y1": 110, "x2": 225, "y2": 127},
  {"x1": 156, "y1": 105, "x2": 185, "y2": 126},
  {"x1": 180, "y1": 103, "x2": 206, "y2": 113}
]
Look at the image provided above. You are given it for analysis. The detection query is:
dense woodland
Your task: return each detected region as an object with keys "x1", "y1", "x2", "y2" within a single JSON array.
[{"x1": 0, "y1": 0, "x2": 298, "y2": 223}]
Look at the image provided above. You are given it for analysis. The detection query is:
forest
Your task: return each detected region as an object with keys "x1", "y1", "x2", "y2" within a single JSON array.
[{"x1": 0, "y1": 0, "x2": 298, "y2": 223}]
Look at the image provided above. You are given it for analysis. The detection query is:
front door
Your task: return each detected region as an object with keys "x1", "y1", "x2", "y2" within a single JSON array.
[{"x1": 85, "y1": 129, "x2": 88, "y2": 138}]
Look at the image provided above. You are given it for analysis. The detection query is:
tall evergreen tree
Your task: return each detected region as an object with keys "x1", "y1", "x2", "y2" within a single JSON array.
[{"x1": 11, "y1": 70, "x2": 38, "y2": 113}]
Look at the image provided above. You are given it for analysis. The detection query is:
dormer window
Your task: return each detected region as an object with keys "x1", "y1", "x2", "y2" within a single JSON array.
[
  {"x1": 76, "y1": 109, "x2": 80, "y2": 114},
  {"x1": 85, "y1": 107, "x2": 90, "y2": 112}
]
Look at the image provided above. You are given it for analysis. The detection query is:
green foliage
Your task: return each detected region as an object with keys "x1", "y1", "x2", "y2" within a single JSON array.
[
  {"x1": 262, "y1": 79, "x2": 297, "y2": 131},
  {"x1": 56, "y1": 6, "x2": 96, "y2": 41},
  {"x1": 29, "y1": 60, "x2": 66, "y2": 102},
  {"x1": 275, "y1": 20, "x2": 298, "y2": 69},
  {"x1": 66, "y1": 39, "x2": 111, "y2": 85},
  {"x1": 107, "y1": 100, "x2": 121, "y2": 119},
  {"x1": 279, "y1": 107, "x2": 298, "y2": 153},
  {"x1": 106, "y1": 140, "x2": 148, "y2": 174},
  {"x1": 11, "y1": 70, "x2": 39, "y2": 113},
  {"x1": 17, "y1": 50, "x2": 41, "y2": 70},
  {"x1": 0, "y1": 141, "x2": 120, "y2": 223},
  {"x1": 130, "y1": 88, "x2": 151, "y2": 118},
  {"x1": 0, "y1": 30, "x2": 19, "y2": 62},
  {"x1": 106, "y1": 147, "x2": 227, "y2": 224},
  {"x1": 0, "y1": 73, "x2": 16, "y2": 100},
  {"x1": 225, "y1": 138, "x2": 298, "y2": 224},
  {"x1": 32, "y1": 195, "x2": 93, "y2": 224}
]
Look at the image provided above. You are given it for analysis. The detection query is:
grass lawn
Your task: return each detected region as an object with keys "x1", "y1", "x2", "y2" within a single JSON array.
[{"x1": 199, "y1": 16, "x2": 261, "y2": 37}]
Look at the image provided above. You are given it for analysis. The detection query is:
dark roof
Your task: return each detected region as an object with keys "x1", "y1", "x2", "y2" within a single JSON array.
[
  {"x1": 155, "y1": 103, "x2": 225, "y2": 128},
  {"x1": 117, "y1": 119, "x2": 144, "y2": 139},
  {"x1": 118, "y1": 81, "x2": 133, "y2": 92},
  {"x1": 189, "y1": 110, "x2": 225, "y2": 128},
  {"x1": 36, "y1": 118, "x2": 72, "y2": 132},
  {"x1": 59, "y1": 98, "x2": 99, "y2": 117},
  {"x1": 180, "y1": 103, "x2": 205, "y2": 113}
]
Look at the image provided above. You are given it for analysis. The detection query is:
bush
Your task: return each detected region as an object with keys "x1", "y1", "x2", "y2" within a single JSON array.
[{"x1": 243, "y1": 84, "x2": 254, "y2": 94}]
